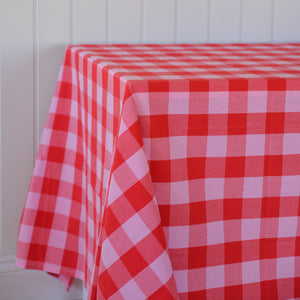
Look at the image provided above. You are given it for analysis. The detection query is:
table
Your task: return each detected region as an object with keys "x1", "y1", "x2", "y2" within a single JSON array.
[{"x1": 17, "y1": 44, "x2": 300, "y2": 299}]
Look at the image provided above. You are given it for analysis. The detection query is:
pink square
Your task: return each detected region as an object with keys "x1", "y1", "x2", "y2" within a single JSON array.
[
  {"x1": 278, "y1": 217, "x2": 297, "y2": 237},
  {"x1": 260, "y1": 218, "x2": 279, "y2": 238},
  {"x1": 169, "y1": 136, "x2": 187, "y2": 159},
  {"x1": 209, "y1": 92, "x2": 229, "y2": 113},
  {"x1": 265, "y1": 134, "x2": 284, "y2": 155},
  {"x1": 268, "y1": 91, "x2": 286, "y2": 112},
  {"x1": 149, "y1": 93, "x2": 169, "y2": 115},
  {"x1": 206, "y1": 136, "x2": 227, "y2": 157},
  {"x1": 187, "y1": 136, "x2": 207, "y2": 158},
  {"x1": 189, "y1": 179, "x2": 205, "y2": 203},
  {"x1": 174, "y1": 270, "x2": 188, "y2": 293},
  {"x1": 206, "y1": 265, "x2": 225, "y2": 289},
  {"x1": 168, "y1": 226, "x2": 189, "y2": 249},
  {"x1": 189, "y1": 224, "x2": 207, "y2": 247},
  {"x1": 48, "y1": 229, "x2": 67, "y2": 249},
  {"x1": 242, "y1": 218, "x2": 260, "y2": 241},
  {"x1": 224, "y1": 220, "x2": 241, "y2": 243},
  {"x1": 228, "y1": 91, "x2": 248, "y2": 113},
  {"x1": 277, "y1": 257, "x2": 295, "y2": 279},
  {"x1": 283, "y1": 133, "x2": 300, "y2": 154},
  {"x1": 170, "y1": 181, "x2": 189, "y2": 204},
  {"x1": 260, "y1": 259, "x2": 277, "y2": 281},
  {"x1": 152, "y1": 182, "x2": 171, "y2": 205},
  {"x1": 285, "y1": 91, "x2": 300, "y2": 112},
  {"x1": 224, "y1": 178, "x2": 244, "y2": 199},
  {"x1": 243, "y1": 177, "x2": 263, "y2": 198},
  {"x1": 150, "y1": 137, "x2": 170, "y2": 160},
  {"x1": 189, "y1": 92, "x2": 209, "y2": 114},
  {"x1": 247, "y1": 91, "x2": 267, "y2": 112},
  {"x1": 281, "y1": 175, "x2": 300, "y2": 196},
  {"x1": 246, "y1": 134, "x2": 265, "y2": 156},
  {"x1": 188, "y1": 268, "x2": 206, "y2": 291},
  {"x1": 169, "y1": 93, "x2": 189, "y2": 114},
  {"x1": 207, "y1": 221, "x2": 224, "y2": 245},
  {"x1": 227, "y1": 135, "x2": 246, "y2": 156},
  {"x1": 263, "y1": 176, "x2": 282, "y2": 197},
  {"x1": 242, "y1": 260, "x2": 260, "y2": 284},
  {"x1": 225, "y1": 263, "x2": 242, "y2": 286},
  {"x1": 205, "y1": 178, "x2": 225, "y2": 201}
]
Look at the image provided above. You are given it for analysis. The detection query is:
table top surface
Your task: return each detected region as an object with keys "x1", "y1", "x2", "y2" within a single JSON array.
[{"x1": 71, "y1": 43, "x2": 300, "y2": 81}]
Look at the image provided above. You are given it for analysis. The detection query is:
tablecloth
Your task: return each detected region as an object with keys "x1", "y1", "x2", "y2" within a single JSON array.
[{"x1": 16, "y1": 44, "x2": 300, "y2": 299}]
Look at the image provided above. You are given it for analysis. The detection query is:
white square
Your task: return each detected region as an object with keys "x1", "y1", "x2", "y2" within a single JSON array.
[
  {"x1": 66, "y1": 132, "x2": 78, "y2": 152},
  {"x1": 281, "y1": 175, "x2": 300, "y2": 196},
  {"x1": 48, "y1": 229, "x2": 67, "y2": 249},
  {"x1": 205, "y1": 178, "x2": 225, "y2": 201},
  {"x1": 101, "y1": 238, "x2": 119, "y2": 269},
  {"x1": 243, "y1": 177, "x2": 263, "y2": 198},
  {"x1": 105, "y1": 131, "x2": 114, "y2": 153},
  {"x1": 209, "y1": 92, "x2": 229, "y2": 114},
  {"x1": 207, "y1": 221, "x2": 224, "y2": 245},
  {"x1": 241, "y1": 218, "x2": 261, "y2": 241},
  {"x1": 169, "y1": 136, "x2": 187, "y2": 159},
  {"x1": 150, "y1": 252, "x2": 173, "y2": 284},
  {"x1": 107, "y1": 92, "x2": 114, "y2": 115},
  {"x1": 277, "y1": 257, "x2": 295, "y2": 279},
  {"x1": 174, "y1": 270, "x2": 188, "y2": 293},
  {"x1": 122, "y1": 214, "x2": 151, "y2": 244},
  {"x1": 247, "y1": 91, "x2": 267, "y2": 113},
  {"x1": 206, "y1": 136, "x2": 227, "y2": 157},
  {"x1": 134, "y1": 93, "x2": 150, "y2": 116},
  {"x1": 168, "y1": 226, "x2": 189, "y2": 249},
  {"x1": 278, "y1": 217, "x2": 298, "y2": 238},
  {"x1": 55, "y1": 196, "x2": 72, "y2": 216},
  {"x1": 283, "y1": 134, "x2": 300, "y2": 155},
  {"x1": 119, "y1": 279, "x2": 146, "y2": 299},
  {"x1": 60, "y1": 164, "x2": 75, "y2": 184},
  {"x1": 170, "y1": 181, "x2": 189, "y2": 204},
  {"x1": 126, "y1": 148, "x2": 149, "y2": 180},
  {"x1": 242, "y1": 260, "x2": 260, "y2": 284},
  {"x1": 206, "y1": 265, "x2": 224, "y2": 289},
  {"x1": 246, "y1": 134, "x2": 265, "y2": 156},
  {"x1": 168, "y1": 93, "x2": 189, "y2": 114},
  {"x1": 33, "y1": 160, "x2": 47, "y2": 178},
  {"x1": 18, "y1": 224, "x2": 33, "y2": 243},
  {"x1": 26, "y1": 192, "x2": 41, "y2": 210}
]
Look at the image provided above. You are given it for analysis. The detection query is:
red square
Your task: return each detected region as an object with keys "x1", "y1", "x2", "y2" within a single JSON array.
[
  {"x1": 187, "y1": 157, "x2": 206, "y2": 180},
  {"x1": 72, "y1": 185, "x2": 83, "y2": 203},
  {"x1": 190, "y1": 202, "x2": 206, "y2": 224},
  {"x1": 261, "y1": 280, "x2": 278, "y2": 299},
  {"x1": 295, "y1": 277, "x2": 300, "y2": 297},
  {"x1": 260, "y1": 238, "x2": 277, "y2": 259},
  {"x1": 148, "y1": 285, "x2": 174, "y2": 300},
  {"x1": 225, "y1": 285, "x2": 243, "y2": 299},
  {"x1": 67, "y1": 217, "x2": 80, "y2": 235},
  {"x1": 98, "y1": 270, "x2": 118, "y2": 299},
  {"x1": 41, "y1": 178, "x2": 60, "y2": 196},
  {"x1": 224, "y1": 198, "x2": 242, "y2": 220},
  {"x1": 267, "y1": 78, "x2": 286, "y2": 91},
  {"x1": 125, "y1": 181, "x2": 152, "y2": 212},
  {"x1": 225, "y1": 241, "x2": 242, "y2": 264},
  {"x1": 104, "y1": 206, "x2": 121, "y2": 236},
  {"x1": 121, "y1": 247, "x2": 148, "y2": 277},
  {"x1": 225, "y1": 157, "x2": 245, "y2": 177},
  {"x1": 150, "y1": 115, "x2": 169, "y2": 138},
  {"x1": 151, "y1": 225, "x2": 167, "y2": 249},
  {"x1": 264, "y1": 155, "x2": 283, "y2": 176},
  {"x1": 52, "y1": 114, "x2": 70, "y2": 132},
  {"x1": 188, "y1": 115, "x2": 208, "y2": 135},
  {"x1": 148, "y1": 80, "x2": 169, "y2": 92},
  {"x1": 150, "y1": 160, "x2": 171, "y2": 182},
  {"x1": 47, "y1": 146, "x2": 65, "y2": 163},
  {"x1": 27, "y1": 244, "x2": 47, "y2": 262},
  {"x1": 295, "y1": 237, "x2": 300, "y2": 256},
  {"x1": 229, "y1": 78, "x2": 248, "y2": 91},
  {"x1": 266, "y1": 113, "x2": 285, "y2": 133},
  {"x1": 188, "y1": 246, "x2": 207, "y2": 268},
  {"x1": 227, "y1": 114, "x2": 247, "y2": 135},
  {"x1": 261, "y1": 197, "x2": 280, "y2": 218},
  {"x1": 158, "y1": 205, "x2": 170, "y2": 227},
  {"x1": 189, "y1": 79, "x2": 209, "y2": 92},
  {"x1": 61, "y1": 249, "x2": 78, "y2": 269},
  {"x1": 188, "y1": 291, "x2": 206, "y2": 299},
  {"x1": 113, "y1": 76, "x2": 120, "y2": 98},
  {"x1": 59, "y1": 82, "x2": 73, "y2": 99}
]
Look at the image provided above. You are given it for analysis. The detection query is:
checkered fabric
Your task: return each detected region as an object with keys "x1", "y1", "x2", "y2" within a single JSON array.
[{"x1": 16, "y1": 44, "x2": 300, "y2": 299}]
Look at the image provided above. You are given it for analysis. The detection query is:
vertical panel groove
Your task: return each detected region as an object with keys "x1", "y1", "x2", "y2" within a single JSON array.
[
  {"x1": 271, "y1": 0, "x2": 275, "y2": 42},
  {"x1": 70, "y1": 0, "x2": 76, "y2": 44},
  {"x1": 33, "y1": 0, "x2": 39, "y2": 156},
  {"x1": 239, "y1": 0, "x2": 244, "y2": 42},
  {"x1": 207, "y1": 0, "x2": 211, "y2": 42}
]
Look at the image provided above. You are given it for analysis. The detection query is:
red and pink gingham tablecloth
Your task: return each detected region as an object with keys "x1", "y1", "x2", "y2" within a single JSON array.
[{"x1": 17, "y1": 44, "x2": 300, "y2": 299}]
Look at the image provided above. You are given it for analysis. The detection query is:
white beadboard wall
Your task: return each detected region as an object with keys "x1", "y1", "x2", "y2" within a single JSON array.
[{"x1": 0, "y1": 0, "x2": 300, "y2": 299}]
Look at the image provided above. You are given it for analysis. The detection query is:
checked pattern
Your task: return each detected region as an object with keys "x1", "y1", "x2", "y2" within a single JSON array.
[{"x1": 17, "y1": 44, "x2": 300, "y2": 299}]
